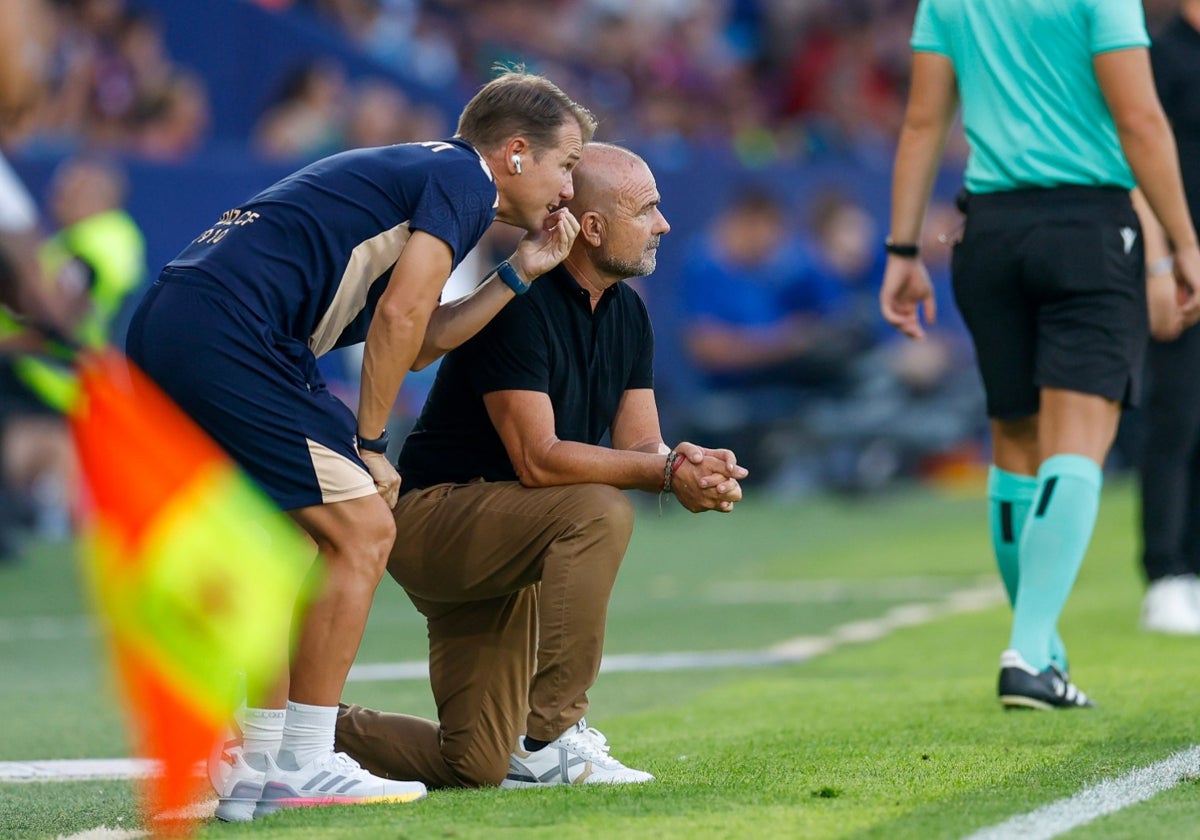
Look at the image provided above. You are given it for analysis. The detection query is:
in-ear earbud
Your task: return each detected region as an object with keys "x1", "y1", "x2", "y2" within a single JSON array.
[{"x1": 511, "y1": 154, "x2": 522, "y2": 174}]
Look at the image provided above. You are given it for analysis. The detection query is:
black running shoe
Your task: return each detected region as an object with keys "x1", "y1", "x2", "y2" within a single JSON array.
[{"x1": 997, "y1": 649, "x2": 1095, "y2": 710}]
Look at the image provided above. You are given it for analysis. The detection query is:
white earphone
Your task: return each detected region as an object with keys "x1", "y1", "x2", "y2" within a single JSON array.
[{"x1": 511, "y1": 154, "x2": 522, "y2": 174}]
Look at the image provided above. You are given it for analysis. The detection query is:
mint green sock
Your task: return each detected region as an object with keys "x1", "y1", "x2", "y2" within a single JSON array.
[
  {"x1": 988, "y1": 466, "x2": 1070, "y2": 672},
  {"x1": 1008, "y1": 454, "x2": 1102, "y2": 670}
]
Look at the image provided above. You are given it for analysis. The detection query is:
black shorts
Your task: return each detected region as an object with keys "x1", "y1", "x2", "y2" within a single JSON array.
[
  {"x1": 126, "y1": 269, "x2": 375, "y2": 511},
  {"x1": 951, "y1": 186, "x2": 1147, "y2": 420}
]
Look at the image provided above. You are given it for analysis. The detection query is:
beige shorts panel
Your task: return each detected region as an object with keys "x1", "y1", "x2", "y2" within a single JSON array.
[{"x1": 307, "y1": 437, "x2": 377, "y2": 504}]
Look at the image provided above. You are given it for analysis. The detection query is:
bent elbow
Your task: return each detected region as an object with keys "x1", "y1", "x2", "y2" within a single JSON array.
[
  {"x1": 512, "y1": 456, "x2": 550, "y2": 488},
  {"x1": 1113, "y1": 106, "x2": 1170, "y2": 147},
  {"x1": 375, "y1": 296, "x2": 434, "y2": 338}
]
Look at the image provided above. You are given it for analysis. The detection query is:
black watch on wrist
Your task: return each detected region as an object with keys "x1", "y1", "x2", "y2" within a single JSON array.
[
  {"x1": 884, "y1": 237, "x2": 920, "y2": 258},
  {"x1": 358, "y1": 429, "x2": 390, "y2": 454}
]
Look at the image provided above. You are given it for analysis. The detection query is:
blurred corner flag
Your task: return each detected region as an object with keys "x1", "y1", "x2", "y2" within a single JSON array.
[{"x1": 66, "y1": 349, "x2": 314, "y2": 834}]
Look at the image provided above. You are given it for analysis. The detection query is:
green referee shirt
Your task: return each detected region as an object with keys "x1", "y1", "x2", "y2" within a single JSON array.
[{"x1": 911, "y1": 0, "x2": 1149, "y2": 194}]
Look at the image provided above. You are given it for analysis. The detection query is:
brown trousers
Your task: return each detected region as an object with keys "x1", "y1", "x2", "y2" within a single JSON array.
[{"x1": 335, "y1": 480, "x2": 635, "y2": 788}]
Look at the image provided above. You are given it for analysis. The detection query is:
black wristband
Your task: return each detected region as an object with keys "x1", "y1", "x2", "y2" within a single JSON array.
[
  {"x1": 358, "y1": 429, "x2": 390, "y2": 454},
  {"x1": 496, "y1": 260, "x2": 530, "y2": 295},
  {"x1": 884, "y1": 238, "x2": 920, "y2": 258}
]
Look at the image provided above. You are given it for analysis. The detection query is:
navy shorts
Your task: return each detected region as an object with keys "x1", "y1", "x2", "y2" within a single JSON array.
[
  {"x1": 125, "y1": 268, "x2": 374, "y2": 511},
  {"x1": 951, "y1": 186, "x2": 1148, "y2": 420}
]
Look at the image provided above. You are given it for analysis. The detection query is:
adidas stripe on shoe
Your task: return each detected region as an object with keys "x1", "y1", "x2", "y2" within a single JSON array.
[
  {"x1": 998, "y1": 649, "x2": 1095, "y2": 710},
  {"x1": 254, "y1": 750, "x2": 426, "y2": 817}
]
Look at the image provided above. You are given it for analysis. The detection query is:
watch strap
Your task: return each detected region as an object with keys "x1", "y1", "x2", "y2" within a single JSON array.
[
  {"x1": 496, "y1": 260, "x2": 530, "y2": 295},
  {"x1": 358, "y1": 429, "x2": 390, "y2": 454}
]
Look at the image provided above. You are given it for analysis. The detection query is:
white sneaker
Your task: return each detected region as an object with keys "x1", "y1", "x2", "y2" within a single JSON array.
[
  {"x1": 254, "y1": 750, "x2": 427, "y2": 817},
  {"x1": 1141, "y1": 576, "x2": 1200, "y2": 635},
  {"x1": 207, "y1": 741, "x2": 267, "y2": 823},
  {"x1": 500, "y1": 719, "x2": 654, "y2": 788}
]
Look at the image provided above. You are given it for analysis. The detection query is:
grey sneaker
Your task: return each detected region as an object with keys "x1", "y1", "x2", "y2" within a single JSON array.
[{"x1": 500, "y1": 719, "x2": 654, "y2": 788}]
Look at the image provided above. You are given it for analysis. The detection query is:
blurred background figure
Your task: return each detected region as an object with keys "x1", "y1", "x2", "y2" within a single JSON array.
[
  {"x1": 253, "y1": 59, "x2": 348, "y2": 161},
  {"x1": 681, "y1": 187, "x2": 857, "y2": 398},
  {"x1": 677, "y1": 186, "x2": 863, "y2": 488},
  {"x1": 802, "y1": 193, "x2": 985, "y2": 492},
  {"x1": 1137, "y1": 0, "x2": 1200, "y2": 635},
  {"x1": 1, "y1": 153, "x2": 146, "y2": 555},
  {"x1": 0, "y1": 0, "x2": 63, "y2": 565},
  {"x1": 40, "y1": 154, "x2": 146, "y2": 346}
]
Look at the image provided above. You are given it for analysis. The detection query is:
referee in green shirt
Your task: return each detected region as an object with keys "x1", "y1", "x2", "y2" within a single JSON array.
[{"x1": 880, "y1": 0, "x2": 1200, "y2": 709}]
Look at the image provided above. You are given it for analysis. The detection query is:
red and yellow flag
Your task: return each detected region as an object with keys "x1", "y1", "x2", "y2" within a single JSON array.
[{"x1": 68, "y1": 350, "x2": 313, "y2": 834}]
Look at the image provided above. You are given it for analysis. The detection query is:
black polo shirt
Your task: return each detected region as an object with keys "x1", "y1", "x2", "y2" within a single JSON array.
[
  {"x1": 397, "y1": 263, "x2": 655, "y2": 491},
  {"x1": 1152, "y1": 15, "x2": 1200, "y2": 220}
]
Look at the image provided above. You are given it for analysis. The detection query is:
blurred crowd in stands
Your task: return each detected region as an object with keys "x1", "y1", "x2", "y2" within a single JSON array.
[
  {"x1": 7, "y1": 0, "x2": 209, "y2": 159},
  {"x1": 7, "y1": 0, "x2": 1187, "y2": 165}
]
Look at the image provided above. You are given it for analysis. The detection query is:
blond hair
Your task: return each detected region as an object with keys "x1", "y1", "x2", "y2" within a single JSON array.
[{"x1": 456, "y1": 69, "x2": 597, "y2": 156}]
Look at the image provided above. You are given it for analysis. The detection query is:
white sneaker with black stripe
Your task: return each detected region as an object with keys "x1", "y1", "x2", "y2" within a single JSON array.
[
  {"x1": 500, "y1": 719, "x2": 654, "y2": 788},
  {"x1": 254, "y1": 749, "x2": 426, "y2": 817}
]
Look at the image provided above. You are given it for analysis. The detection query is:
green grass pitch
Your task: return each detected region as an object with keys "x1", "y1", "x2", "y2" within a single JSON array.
[{"x1": 2, "y1": 478, "x2": 1198, "y2": 839}]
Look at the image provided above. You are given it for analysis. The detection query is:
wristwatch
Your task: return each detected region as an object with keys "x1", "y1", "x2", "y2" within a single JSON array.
[
  {"x1": 496, "y1": 260, "x2": 530, "y2": 295},
  {"x1": 884, "y1": 238, "x2": 920, "y2": 258},
  {"x1": 358, "y1": 429, "x2": 390, "y2": 454}
]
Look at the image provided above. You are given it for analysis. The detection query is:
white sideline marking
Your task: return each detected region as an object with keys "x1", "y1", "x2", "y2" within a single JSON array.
[
  {"x1": 57, "y1": 829, "x2": 145, "y2": 840},
  {"x1": 0, "y1": 615, "x2": 95, "y2": 642},
  {"x1": 345, "y1": 583, "x2": 1005, "y2": 684},
  {"x1": 0, "y1": 759, "x2": 155, "y2": 782},
  {"x1": 964, "y1": 745, "x2": 1200, "y2": 840},
  {"x1": 55, "y1": 800, "x2": 217, "y2": 840},
  {"x1": 709, "y1": 575, "x2": 996, "y2": 604}
]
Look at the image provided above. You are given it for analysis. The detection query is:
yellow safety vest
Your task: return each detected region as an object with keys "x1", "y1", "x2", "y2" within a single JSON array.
[{"x1": 39, "y1": 208, "x2": 145, "y2": 347}]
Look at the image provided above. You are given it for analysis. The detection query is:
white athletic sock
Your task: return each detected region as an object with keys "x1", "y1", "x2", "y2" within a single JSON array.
[
  {"x1": 276, "y1": 701, "x2": 338, "y2": 770},
  {"x1": 238, "y1": 707, "x2": 285, "y2": 760}
]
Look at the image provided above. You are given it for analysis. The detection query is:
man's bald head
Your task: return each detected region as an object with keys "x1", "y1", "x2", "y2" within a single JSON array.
[{"x1": 566, "y1": 143, "x2": 649, "y2": 217}]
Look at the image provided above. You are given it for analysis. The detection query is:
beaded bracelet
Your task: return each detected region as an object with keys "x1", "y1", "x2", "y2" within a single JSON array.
[{"x1": 660, "y1": 449, "x2": 685, "y2": 494}]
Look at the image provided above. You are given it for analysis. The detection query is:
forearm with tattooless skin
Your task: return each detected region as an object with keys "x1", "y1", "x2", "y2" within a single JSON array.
[
  {"x1": 888, "y1": 55, "x2": 959, "y2": 243},
  {"x1": 514, "y1": 438, "x2": 670, "y2": 493},
  {"x1": 1120, "y1": 114, "x2": 1199, "y2": 249},
  {"x1": 1132, "y1": 190, "x2": 1171, "y2": 256},
  {"x1": 357, "y1": 231, "x2": 452, "y2": 438},
  {"x1": 1098, "y1": 49, "x2": 1199, "y2": 249},
  {"x1": 889, "y1": 125, "x2": 948, "y2": 243},
  {"x1": 411, "y1": 270, "x2": 519, "y2": 371},
  {"x1": 357, "y1": 297, "x2": 433, "y2": 439}
]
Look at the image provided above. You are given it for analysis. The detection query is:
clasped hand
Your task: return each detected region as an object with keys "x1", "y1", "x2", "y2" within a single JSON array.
[{"x1": 669, "y1": 442, "x2": 748, "y2": 513}]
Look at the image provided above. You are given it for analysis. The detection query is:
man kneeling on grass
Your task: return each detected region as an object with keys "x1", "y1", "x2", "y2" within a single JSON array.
[{"x1": 335, "y1": 143, "x2": 747, "y2": 788}]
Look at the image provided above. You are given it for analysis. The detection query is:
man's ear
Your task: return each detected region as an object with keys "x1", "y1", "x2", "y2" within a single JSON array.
[
  {"x1": 579, "y1": 210, "x2": 604, "y2": 247},
  {"x1": 503, "y1": 137, "x2": 529, "y2": 166}
]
